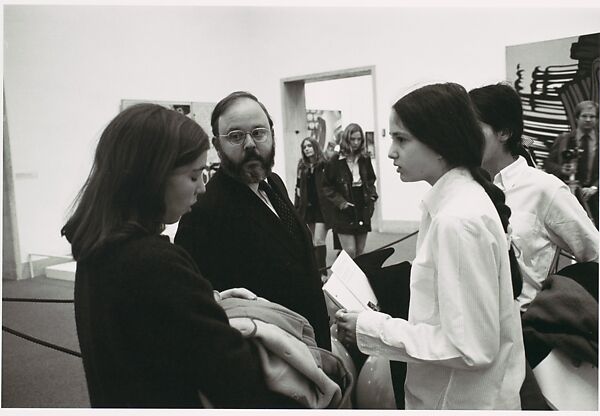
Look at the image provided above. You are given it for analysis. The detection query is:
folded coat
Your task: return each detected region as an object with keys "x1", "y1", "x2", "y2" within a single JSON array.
[
  {"x1": 221, "y1": 297, "x2": 353, "y2": 409},
  {"x1": 522, "y1": 273, "x2": 598, "y2": 368}
]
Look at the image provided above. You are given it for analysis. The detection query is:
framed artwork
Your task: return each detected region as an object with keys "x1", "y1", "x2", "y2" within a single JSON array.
[
  {"x1": 365, "y1": 131, "x2": 375, "y2": 158},
  {"x1": 306, "y1": 109, "x2": 343, "y2": 156},
  {"x1": 506, "y1": 32, "x2": 600, "y2": 164}
]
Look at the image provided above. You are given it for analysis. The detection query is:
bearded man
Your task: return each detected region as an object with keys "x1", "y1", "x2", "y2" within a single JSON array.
[{"x1": 175, "y1": 91, "x2": 331, "y2": 350}]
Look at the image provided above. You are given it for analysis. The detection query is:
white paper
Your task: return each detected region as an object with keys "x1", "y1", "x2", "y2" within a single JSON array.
[
  {"x1": 323, "y1": 250, "x2": 379, "y2": 312},
  {"x1": 533, "y1": 349, "x2": 598, "y2": 410}
]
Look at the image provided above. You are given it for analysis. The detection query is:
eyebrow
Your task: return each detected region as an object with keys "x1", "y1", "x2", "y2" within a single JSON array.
[
  {"x1": 192, "y1": 166, "x2": 208, "y2": 172},
  {"x1": 227, "y1": 125, "x2": 268, "y2": 131}
]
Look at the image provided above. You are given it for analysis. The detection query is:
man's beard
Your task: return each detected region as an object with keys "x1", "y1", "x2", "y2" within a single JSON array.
[{"x1": 219, "y1": 145, "x2": 276, "y2": 184}]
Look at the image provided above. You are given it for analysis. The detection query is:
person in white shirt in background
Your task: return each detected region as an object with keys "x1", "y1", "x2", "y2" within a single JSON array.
[
  {"x1": 468, "y1": 83, "x2": 599, "y2": 312},
  {"x1": 335, "y1": 82, "x2": 525, "y2": 410}
]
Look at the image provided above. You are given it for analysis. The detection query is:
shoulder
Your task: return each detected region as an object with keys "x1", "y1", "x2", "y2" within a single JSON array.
[
  {"x1": 269, "y1": 172, "x2": 288, "y2": 191},
  {"x1": 120, "y1": 235, "x2": 195, "y2": 269},
  {"x1": 117, "y1": 235, "x2": 206, "y2": 286},
  {"x1": 523, "y1": 166, "x2": 567, "y2": 190},
  {"x1": 328, "y1": 154, "x2": 341, "y2": 163},
  {"x1": 432, "y1": 206, "x2": 505, "y2": 252},
  {"x1": 434, "y1": 207, "x2": 487, "y2": 234},
  {"x1": 555, "y1": 131, "x2": 574, "y2": 143},
  {"x1": 185, "y1": 172, "x2": 233, "y2": 218},
  {"x1": 436, "y1": 182, "x2": 499, "y2": 228}
]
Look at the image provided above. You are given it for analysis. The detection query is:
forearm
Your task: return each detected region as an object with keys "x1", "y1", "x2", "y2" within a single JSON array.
[{"x1": 356, "y1": 310, "x2": 493, "y2": 369}]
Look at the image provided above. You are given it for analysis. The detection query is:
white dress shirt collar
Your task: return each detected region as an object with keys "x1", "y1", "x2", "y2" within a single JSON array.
[
  {"x1": 248, "y1": 181, "x2": 278, "y2": 217},
  {"x1": 421, "y1": 167, "x2": 470, "y2": 218},
  {"x1": 493, "y1": 156, "x2": 527, "y2": 191}
]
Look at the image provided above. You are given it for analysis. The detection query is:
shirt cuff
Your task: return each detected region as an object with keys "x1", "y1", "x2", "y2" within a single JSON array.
[{"x1": 356, "y1": 309, "x2": 404, "y2": 356}]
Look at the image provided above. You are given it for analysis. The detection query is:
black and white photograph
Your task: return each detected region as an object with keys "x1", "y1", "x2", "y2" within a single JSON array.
[{"x1": 2, "y1": 0, "x2": 599, "y2": 413}]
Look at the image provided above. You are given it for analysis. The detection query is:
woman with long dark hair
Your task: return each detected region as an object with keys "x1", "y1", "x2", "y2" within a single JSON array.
[
  {"x1": 294, "y1": 137, "x2": 333, "y2": 280},
  {"x1": 61, "y1": 104, "x2": 291, "y2": 408},
  {"x1": 336, "y1": 83, "x2": 525, "y2": 409},
  {"x1": 322, "y1": 123, "x2": 378, "y2": 258}
]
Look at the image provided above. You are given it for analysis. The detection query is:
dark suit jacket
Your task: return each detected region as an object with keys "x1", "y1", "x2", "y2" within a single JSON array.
[
  {"x1": 544, "y1": 131, "x2": 599, "y2": 188},
  {"x1": 74, "y1": 234, "x2": 295, "y2": 408},
  {"x1": 175, "y1": 170, "x2": 331, "y2": 350}
]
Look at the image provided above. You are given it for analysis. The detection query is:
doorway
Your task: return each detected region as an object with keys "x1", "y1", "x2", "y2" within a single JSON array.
[{"x1": 280, "y1": 66, "x2": 381, "y2": 230}]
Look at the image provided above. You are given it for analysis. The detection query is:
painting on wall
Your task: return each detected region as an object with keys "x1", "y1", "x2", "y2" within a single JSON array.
[
  {"x1": 364, "y1": 131, "x2": 375, "y2": 158},
  {"x1": 506, "y1": 32, "x2": 600, "y2": 164},
  {"x1": 306, "y1": 109, "x2": 343, "y2": 158},
  {"x1": 121, "y1": 99, "x2": 220, "y2": 170}
]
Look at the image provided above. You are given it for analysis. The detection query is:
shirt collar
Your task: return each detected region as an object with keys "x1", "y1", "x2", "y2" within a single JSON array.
[
  {"x1": 576, "y1": 128, "x2": 598, "y2": 142},
  {"x1": 421, "y1": 167, "x2": 470, "y2": 217},
  {"x1": 493, "y1": 156, "x2": 527, "y2": 191}
]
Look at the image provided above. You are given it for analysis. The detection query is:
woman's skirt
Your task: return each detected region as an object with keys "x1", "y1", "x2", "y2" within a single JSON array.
[{"x1": 333, "y1": 186, "x2": 372, "y2": 235}]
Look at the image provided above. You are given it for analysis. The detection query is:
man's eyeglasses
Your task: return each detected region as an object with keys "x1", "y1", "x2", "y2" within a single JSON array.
[
  {"x1": 218, "y1": 128, "x2": 271, "y2": 145},
  {"x1": 200, "y1": 168, "x2": 211, "y2": 185},
  {"x1": 199, "y1": 163, "x2": 220, "y2": 185}
]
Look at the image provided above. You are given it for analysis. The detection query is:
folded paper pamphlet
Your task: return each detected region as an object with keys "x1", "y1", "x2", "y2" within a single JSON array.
[{"x1": 322, "y1": 250, "x2": 379, "y2": 312}]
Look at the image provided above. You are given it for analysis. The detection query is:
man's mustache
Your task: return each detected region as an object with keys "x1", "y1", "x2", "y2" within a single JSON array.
[{"x1": 242, "y1": 149, "x2": 266, "y2": 164}]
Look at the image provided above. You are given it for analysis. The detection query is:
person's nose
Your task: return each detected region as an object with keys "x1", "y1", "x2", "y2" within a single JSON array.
[
  {"x1": 388, "y1": 143, "x2": 397, "y2": 160},
  {"x1": 243, "y1": 132, "x2": 256, "y2": 150}
]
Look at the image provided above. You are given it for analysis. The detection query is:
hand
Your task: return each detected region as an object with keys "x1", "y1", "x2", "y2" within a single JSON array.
[
  {"x1": 217, "y1": 288, "x2": 258, "y2": 301},
  {"x1": 581, "y1": 186, "x2": 597, "y2": 201},
  {"x1": 561, "y1": 163, "x2": 576, "y2": 176},
  {"x1": 335, "y1": 309, "x2": 359, "y2": 346},
  {"x1": 340, "y1": 201, "x2": 355, "y2": 210}
]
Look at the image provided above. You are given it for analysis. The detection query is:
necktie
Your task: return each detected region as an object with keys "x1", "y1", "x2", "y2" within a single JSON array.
[
  {"x1": 579, "y1": 134, "x2": 590, "y2": 185},
  {"x1": 258, "y1": 180, "x2": 303, "y2": 245}
]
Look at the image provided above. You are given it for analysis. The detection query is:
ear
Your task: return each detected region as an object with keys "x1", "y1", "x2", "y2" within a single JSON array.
[
  {"x1": 498, "y1": 129, "x2": 511, "y2": 144},
  {"x1": 212, "y1": 137, "x2": 222, "y2": 155}
]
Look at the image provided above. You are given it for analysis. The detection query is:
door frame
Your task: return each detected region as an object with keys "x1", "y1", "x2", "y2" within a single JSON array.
[{"x1": 280, "y1": 65, "x2": 382, "y2": 231}]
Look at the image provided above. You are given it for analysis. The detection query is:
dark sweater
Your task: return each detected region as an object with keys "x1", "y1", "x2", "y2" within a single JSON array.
[{"x1": 74, "y1": 233, "x2": 293, "y2": 408}]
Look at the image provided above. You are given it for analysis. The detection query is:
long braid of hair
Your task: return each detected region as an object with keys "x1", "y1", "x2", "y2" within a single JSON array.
[{"x1": 469, "y1": 166, "x2": 523, "y2": 299}]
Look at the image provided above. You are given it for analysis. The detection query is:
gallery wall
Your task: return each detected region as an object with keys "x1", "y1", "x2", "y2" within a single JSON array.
[{"x1": 4, "y1": 5, "x2": 600, "y2": 270}]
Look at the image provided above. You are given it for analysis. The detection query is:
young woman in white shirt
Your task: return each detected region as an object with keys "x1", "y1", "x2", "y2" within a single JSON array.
[
  {"x1": 335, "y1": 82, "x2": 525, "y2": 410},
  {"x1": 468, "y1": 83, "x2": 598, "y2": 312}
]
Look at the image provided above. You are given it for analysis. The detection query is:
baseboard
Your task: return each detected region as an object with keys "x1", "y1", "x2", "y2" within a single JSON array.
[
  {"x1": 16, "y1": 255, "x2": 73, "y2": 280},
  {"x1": 45, "y1": 262, "x2": 76, "y2": 282},
  {"x1": 377, "y1": 219, "x2": 420, "y2": 234}
]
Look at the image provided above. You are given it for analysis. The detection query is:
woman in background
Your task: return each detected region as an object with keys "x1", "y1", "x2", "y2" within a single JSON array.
[
  {"x1": 61, "y1": 104, "x2": 294, "y2": 408},
  {"x1": 469, "y1": 83, "x2": 598, "y2": 312},
  {"x1": 295, "y1": 137, "x2": 333, "y2": 281},
  {"x1": 322, "y1": 123, "x2": 378, "y2": 258},
  {"x1": 336, "y1": 83, "x2": 525, "y2": 409}
]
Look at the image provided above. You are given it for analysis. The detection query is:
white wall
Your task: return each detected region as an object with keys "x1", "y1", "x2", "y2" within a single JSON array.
[
  {"x1": 305, "y1": 76, "x2": 374, "y2": 133},
  {"x1": 5, "y1": 5, "x2": 600, "y2": 265}
]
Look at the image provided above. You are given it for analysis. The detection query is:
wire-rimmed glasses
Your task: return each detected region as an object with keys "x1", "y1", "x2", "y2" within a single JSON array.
[{"x1": 218, "y1": 127, "x2": 271, "y2": 145}]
